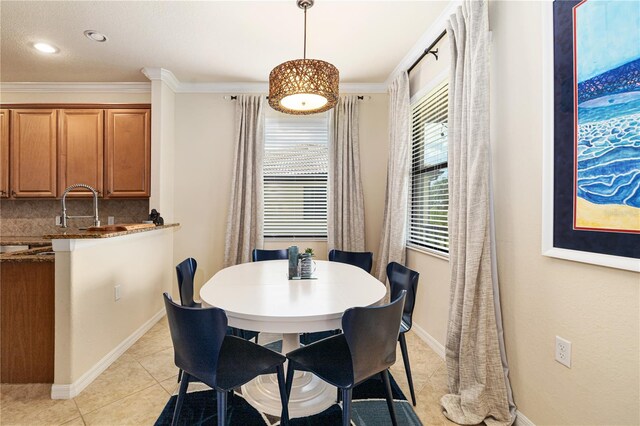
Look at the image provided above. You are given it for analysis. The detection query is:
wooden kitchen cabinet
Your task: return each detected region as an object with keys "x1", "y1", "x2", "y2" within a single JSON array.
[
  {"x1": 58, "y1": 109, "x2": 104, "y2": 197},
  {"x1": 10, "y1": 109, "x2": 57, "y2": 198},
  {"x1": 1, "y1": 260, "x2": 55, "y2": 383},
  {"x1": 105, "y1": 109, "x2": 150, "y2": 198},
  {"x1": 0, "y1": 109, "x2": 8, "y2": 198}
]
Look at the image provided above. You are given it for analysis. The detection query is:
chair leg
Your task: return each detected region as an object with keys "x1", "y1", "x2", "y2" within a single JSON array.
[
  {"x1": 276, "y1": 365, "x2": 289, "y2": 426},
  {"x1": 381, "y1": 369, "x2": 398, "y2": 426},
  {"x1": 177, "y1": 369, "x2": 183, "y2": 383},
  {"x1": 172, "y1": 372, "x2": 190, "y2": 426},
  {"x1": 216, "y1": 389, "x2": 227, "y2": 426},
  {"x1": 336, "y1": 387, "x2": 341, "y2": 403},
  {"x1": 285, "y1": 362, "x2": 295, "y2": 398},
  {"x1": 399, "y1": 333, "x2": 417, "y2": 406},
  {"x1": 341, "y1": 388, "x2": 352, "y2": 426}
]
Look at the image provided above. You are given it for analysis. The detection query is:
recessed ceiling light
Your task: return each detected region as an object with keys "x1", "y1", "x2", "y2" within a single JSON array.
[
  {"x1": 33, "y1": 42, "x2": 58, "y2": 53},
  {"x1": 84, "y1": 30, "x2": 108, "y2": 42}
]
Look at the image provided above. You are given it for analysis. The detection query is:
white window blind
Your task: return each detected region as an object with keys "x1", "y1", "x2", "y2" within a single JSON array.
[
  {"x1": 408, "y1": 81, "x2": 449, "y2": 253},
  {"x1": 264, "y1": 114, "x2": 328, "y2": 238}
]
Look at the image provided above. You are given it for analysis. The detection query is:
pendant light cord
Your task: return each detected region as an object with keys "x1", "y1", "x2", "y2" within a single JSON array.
[{"x1": 303, "y1": 6, "x2": 307, "y2": 60}]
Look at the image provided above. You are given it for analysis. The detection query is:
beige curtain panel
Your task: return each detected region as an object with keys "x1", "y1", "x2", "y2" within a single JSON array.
[
  {"x1": 223, "y1": 95, "x2": 264, "y2": 267},
  {"x1": 328, "y1": 96, "x2": 366, "y2": 252},
  {"x1": 375, "y1": 72, "x2": 411, "y2": 283},
  {"x1": 440, "y1": 1, "x2": 516, "y2": 425}
]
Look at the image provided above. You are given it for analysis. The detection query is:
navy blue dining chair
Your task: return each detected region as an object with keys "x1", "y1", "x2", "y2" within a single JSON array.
[
  {"x1": 285, "y1": 291, "x2": 407, "y2": 426},
  {"x1": 176, "y1": 257, "x2": 200, "y2": 308},
  {"x1": 387, "y1": 261, "x2": 420, "y2": 406},
  {"x1": 176, "y1": 257, "x2": 257, "y2": 352},
  {"x1": 163, "y1": 293, "x2": 289, "y2": 426},
  {"x1": 328, "y1": 249, "x2": 373, "y2": 273},
  {"x1": 252, "y1": 248, "x2": 289, "y2": 262},
  {"x1": 300, "y1": 249, "x2": 375, "y2": 346}
]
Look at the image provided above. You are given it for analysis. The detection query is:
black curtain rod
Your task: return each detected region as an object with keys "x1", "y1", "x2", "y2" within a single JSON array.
[{"x1": 407, "y1": 30, "x2": 447, "y2": 74}]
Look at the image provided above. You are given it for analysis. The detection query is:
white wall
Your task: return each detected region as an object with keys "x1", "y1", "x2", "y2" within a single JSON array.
[
  {"x1": 404, "y1": 3, "x2": 639, "y2": 424},
  {"x1": 52, "y1": 229, "x2": 173, "y2": 389},
  {"x1": 149, "y1": 80, "x2": 175, "y2": 222},
  {"x1": 489, "y1": 2, "x2": 639, "y2": 424},
  {"x1": 173, "y1": 94, "x2": 389, "y2": 296}
]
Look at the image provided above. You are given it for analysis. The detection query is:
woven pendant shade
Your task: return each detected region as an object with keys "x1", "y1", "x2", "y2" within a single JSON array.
[
  {"x1": 269, "y1": 59, "x2": 339, "y2": 115},
  {"x1": 268, "y1": 0, "x2": 339, "y2": 115}
]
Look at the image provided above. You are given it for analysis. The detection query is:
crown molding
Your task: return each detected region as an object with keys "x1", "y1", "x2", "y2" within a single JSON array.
[
  {"x1": 176, "y1": 82, "x2": 268, "y2": 94},
  {"x1": 140, "y1": 67, "x2": 180, "y2": 92},
  {"x1": 0, "y1": 82, "x2": 150, "y2": 93},
  {"x1": 174, "y1": 81, "x2": 386, "y2": 94},
  {"x1": 384, "y1": 0, "x2": 461, "y2": 88}
]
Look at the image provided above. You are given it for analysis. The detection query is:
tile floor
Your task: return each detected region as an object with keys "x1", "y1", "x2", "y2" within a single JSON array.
[{"x1": 0, "y1": 317, "x2": 457, "y2": 425}]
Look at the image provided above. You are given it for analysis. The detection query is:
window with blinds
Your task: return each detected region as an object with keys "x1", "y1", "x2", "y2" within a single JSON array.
[
  {"x1": 264, "y1": 114, "x2": 328, "y2": 238},
  {"x1": 408, "y1": 80, "x2": 449, "y2": 253}
]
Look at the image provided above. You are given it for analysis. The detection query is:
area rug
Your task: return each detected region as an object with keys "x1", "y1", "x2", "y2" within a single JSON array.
[{"x1": 155, "y1": 373, "x2": 422, "y2": 426}]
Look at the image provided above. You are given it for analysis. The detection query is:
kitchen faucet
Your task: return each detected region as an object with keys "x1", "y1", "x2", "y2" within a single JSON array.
[{"x1": 60, "y1": 184, "x2": 100, "y2": 228}]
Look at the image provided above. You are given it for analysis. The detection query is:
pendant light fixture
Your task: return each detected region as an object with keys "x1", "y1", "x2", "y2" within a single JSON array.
[{"x1": 269, "y1": 0, "x2": 339, "y2": 115}]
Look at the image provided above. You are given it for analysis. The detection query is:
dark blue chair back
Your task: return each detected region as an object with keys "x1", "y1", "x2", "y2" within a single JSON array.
[
  {"x1": 176, "y1": 258, "x2": 199, "y2": 307},
  {"x1": 342, "y1": 291, "x2": 406, "y2": 385},
  {"x1": 328, "y1": 249, "x2": 373, "y2": 273},
  {"x1": 386, "y1": 262, "x2": 419, "y2": 330},
  {"x1": 252, "y1": 248, "x2": 289, "y2": 262},
  {"x1": 163, "y1": 293, "x2": 227, "y2": 388}
]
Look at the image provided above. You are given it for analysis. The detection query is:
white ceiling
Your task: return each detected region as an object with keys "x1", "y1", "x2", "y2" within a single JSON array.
[{"x1": 1, "y1": 1, "x2": 450, "y2": 85}]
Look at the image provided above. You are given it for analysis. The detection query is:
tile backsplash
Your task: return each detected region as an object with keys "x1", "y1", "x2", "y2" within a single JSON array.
[{"x1": 0, "y1": 199, "x2": 149, "y2": 236}]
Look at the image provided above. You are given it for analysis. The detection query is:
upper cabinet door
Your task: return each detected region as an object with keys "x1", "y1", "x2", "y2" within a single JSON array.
[
  {"x1": 0, "y1": 110, "x2": 9, "y2": 198},
  {"x1": 58, "y1": 109, "x2": 104, "y2": 197},
  {"x1": 10, "y1": 109, "x2": 57, "y2": 198},
  {"x1": 105, "y1": 109, "x2": 150, "y2": 198}
]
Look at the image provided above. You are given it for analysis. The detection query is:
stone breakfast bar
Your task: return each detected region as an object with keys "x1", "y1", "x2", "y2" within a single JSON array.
[{"x1": 46, "y1": 224, "x2": 177, "y2": 399}]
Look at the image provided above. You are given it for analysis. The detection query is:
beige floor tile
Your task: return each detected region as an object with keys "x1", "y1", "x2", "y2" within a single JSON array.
[
  {"x1": 60, "y1": 416, "x2": 86, "y2": 426},
  {"x1": 0, "y1": 384, "x2": 80, "y2": 426},
  {"x1": 258, "y1": 332, "x2": 282, "y2": 346},
  {"x1": 429, "y1": 364, "x2": 450, "y2": 395},
  {"x1": 125, "y1": 323, "x2": 173, "y2": 360},
  {"x1": 412, "y1": 382, "x2": 452, "y2": 426},
  {"x1": 158, "y1": 375, "x2": 179, "y2": 395},
  {"x1": 82, "y1": 384, "x2": 169, "y2": 426},
  {"x1": 138, "y1": 347, "x2": 179, "y2": 383},
  {"x1": 73, "y1": 354, "x2": 157, "y2": 415}
]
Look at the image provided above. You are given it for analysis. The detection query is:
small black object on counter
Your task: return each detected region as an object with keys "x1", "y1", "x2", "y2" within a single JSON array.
[{"x1": 148, "y1": 209, "x2": 164, "y2": 225}]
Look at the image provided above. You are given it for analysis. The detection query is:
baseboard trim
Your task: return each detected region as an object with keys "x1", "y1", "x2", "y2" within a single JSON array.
[
  {"x1": 51, "y1": 308, "x2": 166, "y2": 399},
  {"x1": 411, "y1": 323, "x2": 445, "y2": 359},
  {"x1": 411, "y1": 326, "x2": 534, "y2": 426},
  {"x1": 515, "y1": 410, "x2": 535, "y2": 426}
]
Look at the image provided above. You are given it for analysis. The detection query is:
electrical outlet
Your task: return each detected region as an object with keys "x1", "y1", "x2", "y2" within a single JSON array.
[
  {"x1": 55, "y1": 215, "x2": 61, "y2": 226},
  {"x1": 555, "y1": 336, "x2": 572, "y2": 368},
  {"x1": 114, "y1": 285, "x2": 121, "y2": 301},
  {"x1": 108, "y1": 216, "x2": 115, "y2": 225}
]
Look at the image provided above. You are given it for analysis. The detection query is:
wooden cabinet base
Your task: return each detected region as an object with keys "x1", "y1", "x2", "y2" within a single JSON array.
[{"x1": 0, "y1": 261, "x2": 54, "y2": 383}]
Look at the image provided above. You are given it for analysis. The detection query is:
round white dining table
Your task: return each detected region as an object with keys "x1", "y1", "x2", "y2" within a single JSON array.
[{"x1": 199, "y1": 259, "x2": 386, "y2": 418}]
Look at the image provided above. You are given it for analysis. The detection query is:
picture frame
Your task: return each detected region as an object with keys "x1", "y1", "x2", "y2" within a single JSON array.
[{"x1": 541, "y1": 0, "x2": 640, "y2": 272}]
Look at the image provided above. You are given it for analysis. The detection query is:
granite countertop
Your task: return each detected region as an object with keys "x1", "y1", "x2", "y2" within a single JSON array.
[
  {"x1": 0, "y1": 236, "x2": 52, "y2": 247},
  {"x1": 0, "y1": 246, "x2": 55, "y2": 263},
  {"x1": 44, "y1": 223, "x2": 179, "y2": 239}
]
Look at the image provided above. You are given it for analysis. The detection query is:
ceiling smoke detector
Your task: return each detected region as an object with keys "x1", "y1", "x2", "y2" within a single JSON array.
[{"x1": 84, "y1": 30, "x2": 108, "y2": 42}]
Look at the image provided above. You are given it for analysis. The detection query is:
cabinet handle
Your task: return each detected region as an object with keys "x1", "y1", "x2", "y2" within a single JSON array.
[
  {"x1": 11, "y1": 190, "x2": 16, "y2": 197},
  {"x1": 0, "y1": 190, "x2": 5, "y2": 196}
]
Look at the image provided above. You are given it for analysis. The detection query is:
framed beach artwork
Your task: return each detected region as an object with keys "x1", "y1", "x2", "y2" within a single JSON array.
[{"x1": 542, "y1": 0, "x2": 640, "y2": 272}]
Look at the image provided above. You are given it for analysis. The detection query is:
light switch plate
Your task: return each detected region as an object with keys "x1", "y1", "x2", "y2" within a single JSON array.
[{"x1": 108, "y1": 216, "x2": 115, "y2": 225}]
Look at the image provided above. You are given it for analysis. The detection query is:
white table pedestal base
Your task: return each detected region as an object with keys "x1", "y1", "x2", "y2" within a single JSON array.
[{"x1": 241, "y1": 333, "x2": 336, "y2": 418}]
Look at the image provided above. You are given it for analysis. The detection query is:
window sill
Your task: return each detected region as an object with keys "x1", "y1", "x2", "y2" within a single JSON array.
[{"x1": 406, "y1": 245, "x2": 449, "y2": 261}]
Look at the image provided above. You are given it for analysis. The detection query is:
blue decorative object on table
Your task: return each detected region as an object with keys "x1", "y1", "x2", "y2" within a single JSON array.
[{"x1": 288, "y1": 246, "x2": 299, "y2": 279}]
